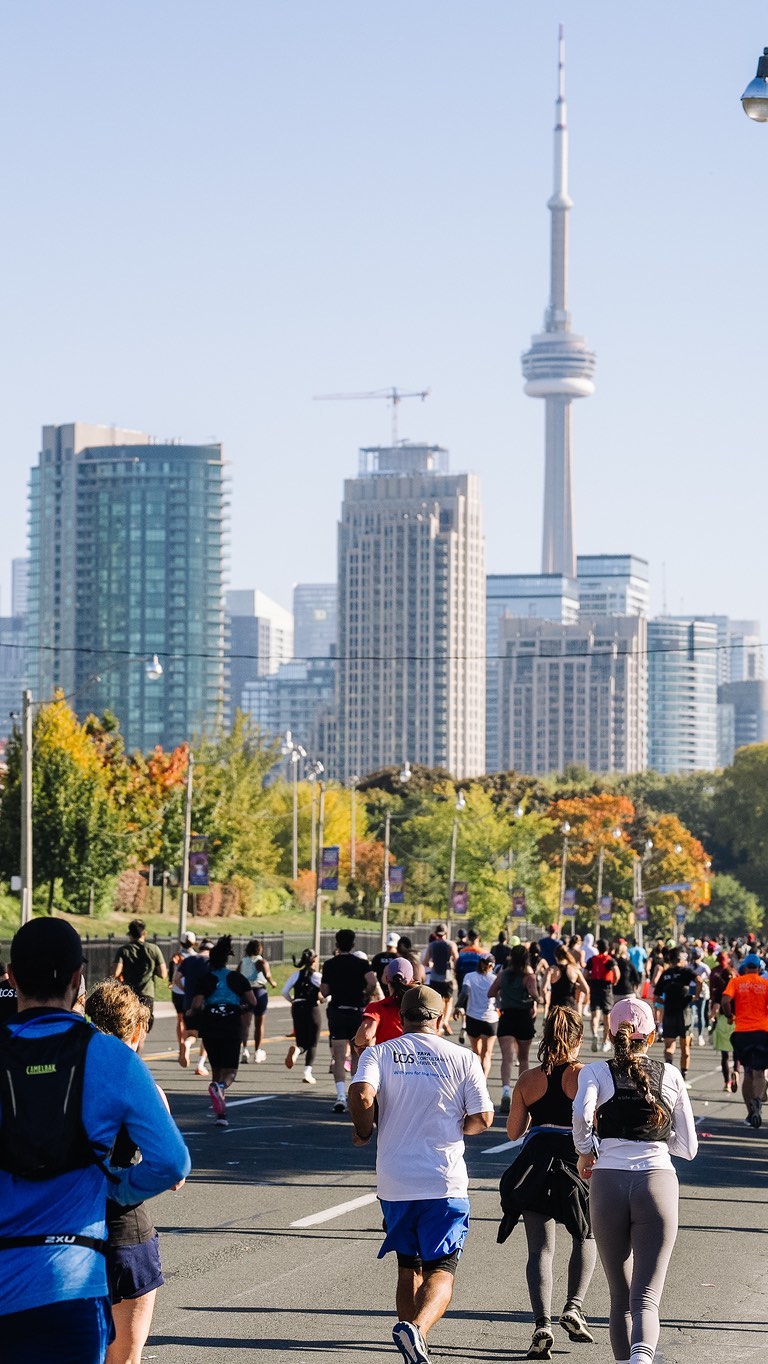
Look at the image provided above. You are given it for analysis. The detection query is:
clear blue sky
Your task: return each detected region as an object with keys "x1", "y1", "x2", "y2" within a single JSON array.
[{"x1": 1, "y1": 1, "x2": 766, "y2": 625}]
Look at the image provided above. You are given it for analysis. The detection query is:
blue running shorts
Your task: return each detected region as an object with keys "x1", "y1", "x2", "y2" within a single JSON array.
[{"x1": 378, "y1": 1197, "x2": 470, "y2": 1267}]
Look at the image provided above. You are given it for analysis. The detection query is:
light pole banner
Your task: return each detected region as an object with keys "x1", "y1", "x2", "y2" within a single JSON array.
[
  {"x1": 189, "y1": 851, "x2": 209, "y2": 888},
  {"x1": 451, "y1": 881, "x2": 469, "y2": 917},
  {"x1": 320, "y1": 846, "x2": 340, "y2": 891},
  {"x1": 511, "y1": 889, "x2": 526, "y2": 918},
  {"x1": 598, "y1": 894, "x2": 613, "y2": 923},
  {"x1": 675, "y1": 903, "x2": 686, "y2": 924},
  {"x1": 634, "y1": 898, "x2": 648, "y2": 923},
  {"x1": 562, "y1": 888, "x2": 576, "y2": 912},
  {"x1": 389, "y1": 866, "x2": 405, "y2": 905}
]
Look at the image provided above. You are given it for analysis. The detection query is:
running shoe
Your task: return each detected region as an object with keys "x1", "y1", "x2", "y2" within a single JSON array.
[
  {"x1": 499, "y1": 1092, "x2": 511, "y2": 1115},
  {"x1": 392, "y1": 1320, "x2": 430, "y2": 1364},
  {"x1": 591, "y1": 1037, "x2": 598, "y2": 1053},
  {"x1": 333, "y1": 1098, "x2": 347, "y2": 1113},
  {"x1": 255, "y1": 1049, "x2": 267, "y2": 1063},
  {"x1": 458, "y1": 1030, "x2": 466, "y2": 1045},
  {"x1": 240, "y1": 1047, "x2": 250, "y2": 1064},
  {"x1": 730, "y1": 1074, "x2": 739, "y2": 1092},
  {"x1": 195, "y1": 1061, "x2": 209, "y2": 1077},
  {"x1": 698, "y1": 1034, "x2": 706, "y2": 1046},
  {"x1": 302, "y1": 1071, "x2": 317, "y2": 1085},
  {"x1": 215, "y1": 1116, "x2": 229, "y2": 1127},
  {"x1": 559, "y1": 1307, "x2": 594, "y2": 1343},
  {"x1": 601, "y1": 1040, "x2": 612, "y2": 1052},
  {"x1": 526, "y1": 1326, "x2": 554, "y2": 1360},
  {"x1": 749, "y1": 1099, "x2": 763, "y2": 1129},
  {"x1": 285, "y1": 1046, "x2": 300, "y2": 1070},
  {"x1": 178, "y1": 1042, "x2": 190, "y2": 1068},
  {"x1": 208, "y1": 1081, "x2": 226, "y2": 1118}
]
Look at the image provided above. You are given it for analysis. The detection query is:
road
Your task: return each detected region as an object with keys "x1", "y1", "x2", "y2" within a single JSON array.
[{"x1": 140, "y1": 1005, "x2": 768, "y2": 1363}]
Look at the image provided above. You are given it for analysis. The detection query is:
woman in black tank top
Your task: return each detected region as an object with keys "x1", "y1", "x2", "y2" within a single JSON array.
[
  {"x1": 499, "y1": 1006, "x2": 596, "y2": 1360},
  {"x1": 547, "y1": 948, "x2": 588, "y2": 1016}
]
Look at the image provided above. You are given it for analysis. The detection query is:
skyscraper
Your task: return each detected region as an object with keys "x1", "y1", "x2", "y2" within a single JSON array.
[
  {"x1": 293, "y1": 583, "x2": 337, "y2": 660},
  {"x1": 28, "y1": 423, "x2": 227, "y2": 752},
  {"x1": 11, "y1": 558, "x2": 28, "y2": 618},
  {"x1": 338, "y1": 443, "x2": 485, "y2": 781},
  {"x1": 497, "y1": 615, "x2": 647, "y2": 776},
  {"x1": 224, "y1": 589, "x2": 293, "y2": 723},
  {"x1": 576, "y1": 555, "x2": 650, "y2": 618},
  {"x1": 647, "y1": 618, "x2": 718, "y2": 773},
  {"x1": 522, "y1": 28, "x2": 596, "y2": 578}
]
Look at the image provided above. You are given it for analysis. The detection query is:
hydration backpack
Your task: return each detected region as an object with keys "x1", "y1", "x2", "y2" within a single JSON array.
[{"x1": 0, "y1": 1014, "x2": 108, "y2": 1182}]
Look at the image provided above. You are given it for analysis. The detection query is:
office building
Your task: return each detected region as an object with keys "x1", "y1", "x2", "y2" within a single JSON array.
[
  {"x1": 293, "y1": 583, "x2": 337, "y2": 660},
  {"x1": 486, "y1": 573, "x2": 579, "y2": 772},
  {"x1": 577, "y1": 555, "x2": 650, "y2": 618},
  {"x1": 28, "y1": 422, "x2": 227, "y2": 751},
  {"x1": 243, "y1": 656, "x2": 337, "y2": 770},
  {"x1": 497, "y1": 614, "x2": 646, "y2": 776},
  {"x1": 522, "y1": 28, "x2": 596, "y2": 577},
  {"x1": 717, "y1": 680, "x2": 768, "y2": 764},
  {"x1": 338, "y1": 443, "x2": 485, "y2": 781},
  {"x1": 11, "y1": 558, "x2": 28, "y2": 618},
  {"x1": 647, "y1": 617, "x2": 718, "y2": 773},
  {"x1": 0, "y1": 615, "x2": 26, "y2": 743},
  {"x1": 225, "y1": 589, "x2": 293, "y2": 723}
]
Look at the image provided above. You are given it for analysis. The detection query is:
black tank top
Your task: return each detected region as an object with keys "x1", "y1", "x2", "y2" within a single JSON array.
[
  {"x1": 596, "y1": 1057, "x2": 672, "y2": 1143},
  {"x1": 549, "y1": 970, "x2": 577, "y2": 1007},
  {"x1": 527, "y1": 1063, "x2": 574, "y2": 1128}
]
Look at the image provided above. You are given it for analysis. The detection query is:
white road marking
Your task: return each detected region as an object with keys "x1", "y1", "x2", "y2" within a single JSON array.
[
  {"x1": 482, "y1": 1137, "x2": 524, "y2": 1155},
  {"x1": 290, "y1": 1192, "x2": 378, "y2": 1228},
  {"x1": 226, "y1": 1094, "x2": 278, "y2": 1108}
]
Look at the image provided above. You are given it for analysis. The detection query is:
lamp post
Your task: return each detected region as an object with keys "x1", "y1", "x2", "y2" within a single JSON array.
[
  {"x1": 281, "y1": 731, "x2": 306, "y2": 881},
  {"x1": 634, "y1": 837, "x2": 653, "y2": 950},
  {"x1": 308, "y1": 761, "x2": 324, "y2": 874},
  {"x1": 381, "y1": 809, "x2": 392, "y2": 950},
  {"x1": 177, "y1": 750, "x2": 194, "y2": 942},
  {"x1": 350, "y1": 774, "x2": 359, "y2": 880},
  {"x1": 18, "y1": 654, "x2": 163, "y2": 926},
  {"x1": 742, "y1": 47, "x2": 768, "y2": 120},
  {"x1": 447, "y1": 790, "x2": 467, "y2": 933},
  {"x1": 313, "y1": 781, "x2": 325, "y2": 957},
  {"x1": 594, "y1": 825, "x2": 623, "y2": 940},
  {"x1": 559, "y1": 820, "x2": 571, "y2": 934}
]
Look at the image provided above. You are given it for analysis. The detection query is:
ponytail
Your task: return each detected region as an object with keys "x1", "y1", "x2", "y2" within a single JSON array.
[
  {"x1": 537, "y1": 1004, "x2": 583, "y2": 1074},
  {"x1": 611, "y1": 1022, "x2": 667, "y2": 1131}
]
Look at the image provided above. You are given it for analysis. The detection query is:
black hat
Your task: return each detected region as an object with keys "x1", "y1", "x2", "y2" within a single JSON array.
[{"x1": 10, "y1": 918, "x2": 84, "y2": 1000}]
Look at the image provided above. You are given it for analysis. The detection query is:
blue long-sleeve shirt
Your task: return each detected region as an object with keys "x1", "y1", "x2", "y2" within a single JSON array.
[{"x1": 0, "y1": 1010, "x2": 191, "y2": 1315}]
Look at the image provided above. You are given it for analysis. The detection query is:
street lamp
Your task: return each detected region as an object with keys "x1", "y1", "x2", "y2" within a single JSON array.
[
  {"x1": 281, "y1": 730, "x2": 306, "y2": 881},
  {"x1": 447, "y1": 791, "x2": 467, "y2": 929},
  {"x1": 559, "y1": 820, "x2": 571, "y2": 930},
  {"x1": 399, "y1": 760, "x2": 412, "y2": 784},
  {"x1": 742, "y1": 47, "x2": 768, "y2": 121},
  {"x1": 350, "y1": 774, "x2": 359, "y2": 879},
  {"x1": 307, "y1": 761, "x2": 325, "y2": 874},
  {"x1": 593, "y1": 825, "x2": 623, "y2": 940}
]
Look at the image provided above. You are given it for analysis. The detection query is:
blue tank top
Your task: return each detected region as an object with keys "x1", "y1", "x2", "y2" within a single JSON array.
[{"x1": 205, "y1": 968, "x2": 242, "y2": 1010}]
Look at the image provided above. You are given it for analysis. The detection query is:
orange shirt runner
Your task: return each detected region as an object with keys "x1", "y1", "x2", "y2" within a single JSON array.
[{"x1": 722, "y1": 974, "x2": 768, "y2": 1032}]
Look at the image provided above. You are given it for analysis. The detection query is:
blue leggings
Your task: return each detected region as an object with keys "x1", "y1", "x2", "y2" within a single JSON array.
[{"x1": 2, "y1": 1295, "x2": 113, "y2": 1364}]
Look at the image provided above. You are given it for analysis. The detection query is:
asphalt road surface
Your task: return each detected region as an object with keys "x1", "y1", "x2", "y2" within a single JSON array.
[{"x1": 141, "y1": 1004, "x2": 768, "y2": 1363}]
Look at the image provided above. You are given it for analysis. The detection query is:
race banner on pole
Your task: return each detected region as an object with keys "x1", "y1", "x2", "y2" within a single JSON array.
[
  {"x1": 451, "y1": 881, "x2": 469, "y2": 918},
  {"x1": 511, "y1": 888, "x2": 526, "y2": 919},
  {"x1": 189, "y1": 851, "x2": 209, "y2": 888},
  {"x1": 389, "y1": 866, "x2": 405, "y2": 905},
  {"x1": 562, "y1": 888, "x2": 576, "y2": 914},
  {"x1": 320, "y1": 846, "x2": 339, "y2": 891},
  {"x1": 598, "y1": 894, "x2": 613, "y2": 923},
  {"x1": 634, "y1": 898, "x2": 648, "y2": 923}
]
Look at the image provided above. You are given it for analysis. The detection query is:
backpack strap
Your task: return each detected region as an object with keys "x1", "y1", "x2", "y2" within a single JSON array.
[{"x1": 0, "y1": 1233, "x2": 107, "y2": 1255}]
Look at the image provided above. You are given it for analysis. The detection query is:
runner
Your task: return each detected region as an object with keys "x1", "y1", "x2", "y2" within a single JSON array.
[
  {"x1": 547, "y1": 947, "x2": 589, "y2": 1013},
  {"x1": 489, "y1": 944, "x2": 539, "y2": 1113},
  {"x1": 573, "y1": 996, "x2": 697, "y2": 1364},
  {"x1": 349, "y1": 984, "x2": 493, "y2": 1364},
  {"x1": 654, "y1": 947, "x2": 699, "y2": 1085},
  {"x1": 585, "y1": 939, "x2": 619, "y2": 1053},
  {"x1": 354, "y1": 957, "x2": 414, "y2": 1050},
  {"x1": 169, "y1": 930, "x2": 198, "y2": 1068},
  {"x1": 371, "y1": 933, "x2": 401, "y2": 984},
  {"x1": 721, "y1": 952, "x2": 768, "y2": 1127},
  {"x1": 462, "y1": 954, "x2": 499, "y2": 1077},
  {"x1": 537, "y1": 924, "x2": 562, "y2": 969},
  {"x1": 421, "y1": 926, "x2": 458, "y2": 1037},
  {"x1": 282, "y1": 949, "x2": 324, "y2": 1085},
  {"x1": 499, "y1": 1005, "x2": 596, "y2": 1360},
  {"x1": 238, "y1": 938, "x2": 275, "y2": 1063},
  {"x1": 111, "y1": 920, "x2": 167, "y2": 1040},
  {"x1": 690, "y1": 947, "x2": 711, "y2": 1046},
  {"x1": 0, "y1": 918, "x2": 189, "y2": 1364},
  {"x1": 455, "y1": 929, "x2": 485, "y2": 988},
  {"x1": 321, "y1": 929, "x2": 378, "y2": 1113},
  {"x1": 711, "y1": 999, "x2": 736, "y2": 1092},
  {"x1": 612, "y1": 943, "x2": 641, "y2": 1001},
  {"x1": 491, "y1": 930, "x2": 512, "y2": 972},
  {"x1": 86, "y1": 980, "x2": 166, "y2": 1364},
  {"x1": 396, "y1": 936, "x2": 426, "y2": 984},
  {"x1": 191, "y1": 934, "x2": 258, "y2": 1127},
  {"x1": 175, "y1": 938, "x2": 213, "y2": 1077}
]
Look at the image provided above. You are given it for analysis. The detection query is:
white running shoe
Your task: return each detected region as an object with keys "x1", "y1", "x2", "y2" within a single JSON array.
[
  {"x1": 195, "y1": 1061, "x2": 209, "y2": 1077},
  {"x1": 303, "y1": 1070, "x2": 317, "y2": 1085},
  {"x1": 254, "y1": 1048, "x2": 267, "y2": 1063},
  {"x1": 240, "y1": 1047, "x2": 251, "y2": 1064},
  {"x1": 601, "y1": 1040, "x2": 612, "y2": 1052},
  {"x1": 392, "y1": 1320, "x2": 430, "y2": 1364},
  {"x1": 698, "y1": 1034, "x2": 706, "y2": 1047}
]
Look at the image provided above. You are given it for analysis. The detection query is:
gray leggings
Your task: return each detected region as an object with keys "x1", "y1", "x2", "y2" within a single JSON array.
[
  {"x1": 589, "y1": 1167, "x2": 679, "y2": 1363},
  {"x1": 521, "y1": 1211, "x2": 597, "y2": 1325}
]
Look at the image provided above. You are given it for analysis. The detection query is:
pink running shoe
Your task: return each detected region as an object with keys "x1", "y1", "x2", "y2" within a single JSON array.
[{"x1": 208, "y1": 1081, "x2": 226, "y2": 1117}]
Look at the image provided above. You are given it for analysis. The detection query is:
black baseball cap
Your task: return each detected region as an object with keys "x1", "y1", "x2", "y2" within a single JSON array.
[{"x1": 10, "y1": 918, "x2": 84, "y2": 1001}]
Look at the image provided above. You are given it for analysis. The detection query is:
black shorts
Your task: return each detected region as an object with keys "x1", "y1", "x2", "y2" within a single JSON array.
[
  {"x1": 731, "y1": 1029, "x2": 768, "y2": 1070},
  {"x1": 465, "y1": 1015, "x2": 498, "y2": 1039},
  {"x1": 171, "y1": 993, "x2": 185, "y2": 1015},
  {"x1": 396, "y1": 1248, "x2": 461, "y2": 1276},
  {"x1": 662, "y1": 1008, "x2": 692, "y2": 1040},
  {"x1": 327, "y1": 1005, "x2": 363, "y2": 1041},
  {"x1": 589, "y1": 983, "x2": 613, "y2": 1014},
  {"x1": 247, "y1": 988, "x2": 269, "y2": 1017},
  {"x1": 107, "y1": 1232, "x2": 164, "y2": 1303},
  {"x1": 430, "y1": 981, "x2": 454, "y2": 1000},
  {"x1": 498, "y1": 1008, "x2": 535, "y2": 1041}
]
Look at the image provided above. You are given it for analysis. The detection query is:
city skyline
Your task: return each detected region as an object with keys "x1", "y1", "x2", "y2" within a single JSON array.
[{"x1": 0, "y1": 5, "x2": 766, "y2": 631}]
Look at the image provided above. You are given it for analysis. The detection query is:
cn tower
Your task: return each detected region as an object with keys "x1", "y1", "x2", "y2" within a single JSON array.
[{"x1": 522, "y1": 26, "x2": 596, "y2": 579}]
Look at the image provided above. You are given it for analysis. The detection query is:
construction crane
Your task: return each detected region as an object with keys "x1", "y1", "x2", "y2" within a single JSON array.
[{"x1": 313, "y1": 386, "x2": 430, "y2": 445}]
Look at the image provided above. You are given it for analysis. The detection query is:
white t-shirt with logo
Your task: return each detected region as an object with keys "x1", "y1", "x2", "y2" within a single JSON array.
[
  {"x1": 354, "y1": 1031, "x2": 493, "y2": 1201},
  {"x1": 464, "y1": 971, "x2": 499, "y2": 1023}
]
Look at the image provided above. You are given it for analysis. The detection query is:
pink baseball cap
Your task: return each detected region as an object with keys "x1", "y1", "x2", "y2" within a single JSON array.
[
  {"x1": 384, "y1": 956, "x2": 414, "y2": 985},
  {"x1": 609, "y1": 996, "x2": 655, "y2": 1038}
]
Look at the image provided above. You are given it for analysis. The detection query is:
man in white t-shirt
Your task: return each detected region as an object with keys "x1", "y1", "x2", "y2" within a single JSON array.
[{"x1": 349, "y1": 985, "x2": 493, "y2": 1364}]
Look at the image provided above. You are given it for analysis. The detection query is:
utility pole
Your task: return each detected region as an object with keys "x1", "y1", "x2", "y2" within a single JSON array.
[
  {"x1": 350, "y1": 776, "x2": 358, "y2": 880},
  {"x1": 313, "y1": 784, "x2": 325, "y2": 958},
  {"x1": 20, "y1": 689, "x2": 33, "y2": 924},
  {"x1": 381, "y1": 810, "x2": 391, "y2": 950},
  {"x1": 594, "y1": 843, "x2": 605, "y2": 942},
  {"x1": 178, "y1": 750, "x2": 194, "y2": 942},
  {"x1": 559, "y1": 825, "x2": 570, "y2": 933}
]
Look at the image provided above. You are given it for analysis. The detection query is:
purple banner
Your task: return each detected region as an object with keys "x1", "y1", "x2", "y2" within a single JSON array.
[{"x1": 320, "y1": 845, "x2": 339, "y2": 891}]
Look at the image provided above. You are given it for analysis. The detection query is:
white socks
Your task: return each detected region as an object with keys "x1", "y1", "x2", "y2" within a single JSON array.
[
  {"x1": 335, "y1": 1080, "x2": 346, "y2": 1100},
  {"x1": 304, "y1": 1066, "x2": 313, "y2": 1079}
]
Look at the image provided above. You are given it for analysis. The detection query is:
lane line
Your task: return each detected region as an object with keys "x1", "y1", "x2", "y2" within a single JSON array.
[
  {"x1": 226, "y1": 1094, "x2": 278, "y2": 1108},
  {"x1": 483, "y1": 1137, "x2": 523, "y2": 1155},
  {"x1": 290, "y1": 1192, "x2": 378, "y2": 1227}
]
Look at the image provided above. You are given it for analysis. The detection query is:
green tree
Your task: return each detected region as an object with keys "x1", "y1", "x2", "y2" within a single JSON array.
[
  {"x1": 186, "y1": 716, "x2": 280, "y2": 886},
  {"x1": 712, "y1": 745, "x2": 768, "y2": 901},
  {"x1": 700, "y1": 874, "x2": 763, "y2": 938}
]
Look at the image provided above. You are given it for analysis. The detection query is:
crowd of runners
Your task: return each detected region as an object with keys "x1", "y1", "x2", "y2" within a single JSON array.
[{"x1": 0, "y1": 913, "x2": 766, "y2": 1364}]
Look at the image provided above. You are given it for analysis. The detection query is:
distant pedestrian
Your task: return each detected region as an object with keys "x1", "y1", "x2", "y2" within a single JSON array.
[
  {"x1": 192, "y1": 935, "x2": 258, "y2": 1127},
  {"x1": 282, "y1": 949, "x2": 324, "y2": 1085},
  {"x1": 238, "y1": 939, "x2": 275, "y2": 1063},
  {"x1": 111, "y1": 920, "x2": 167, "y2": 1039}
]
